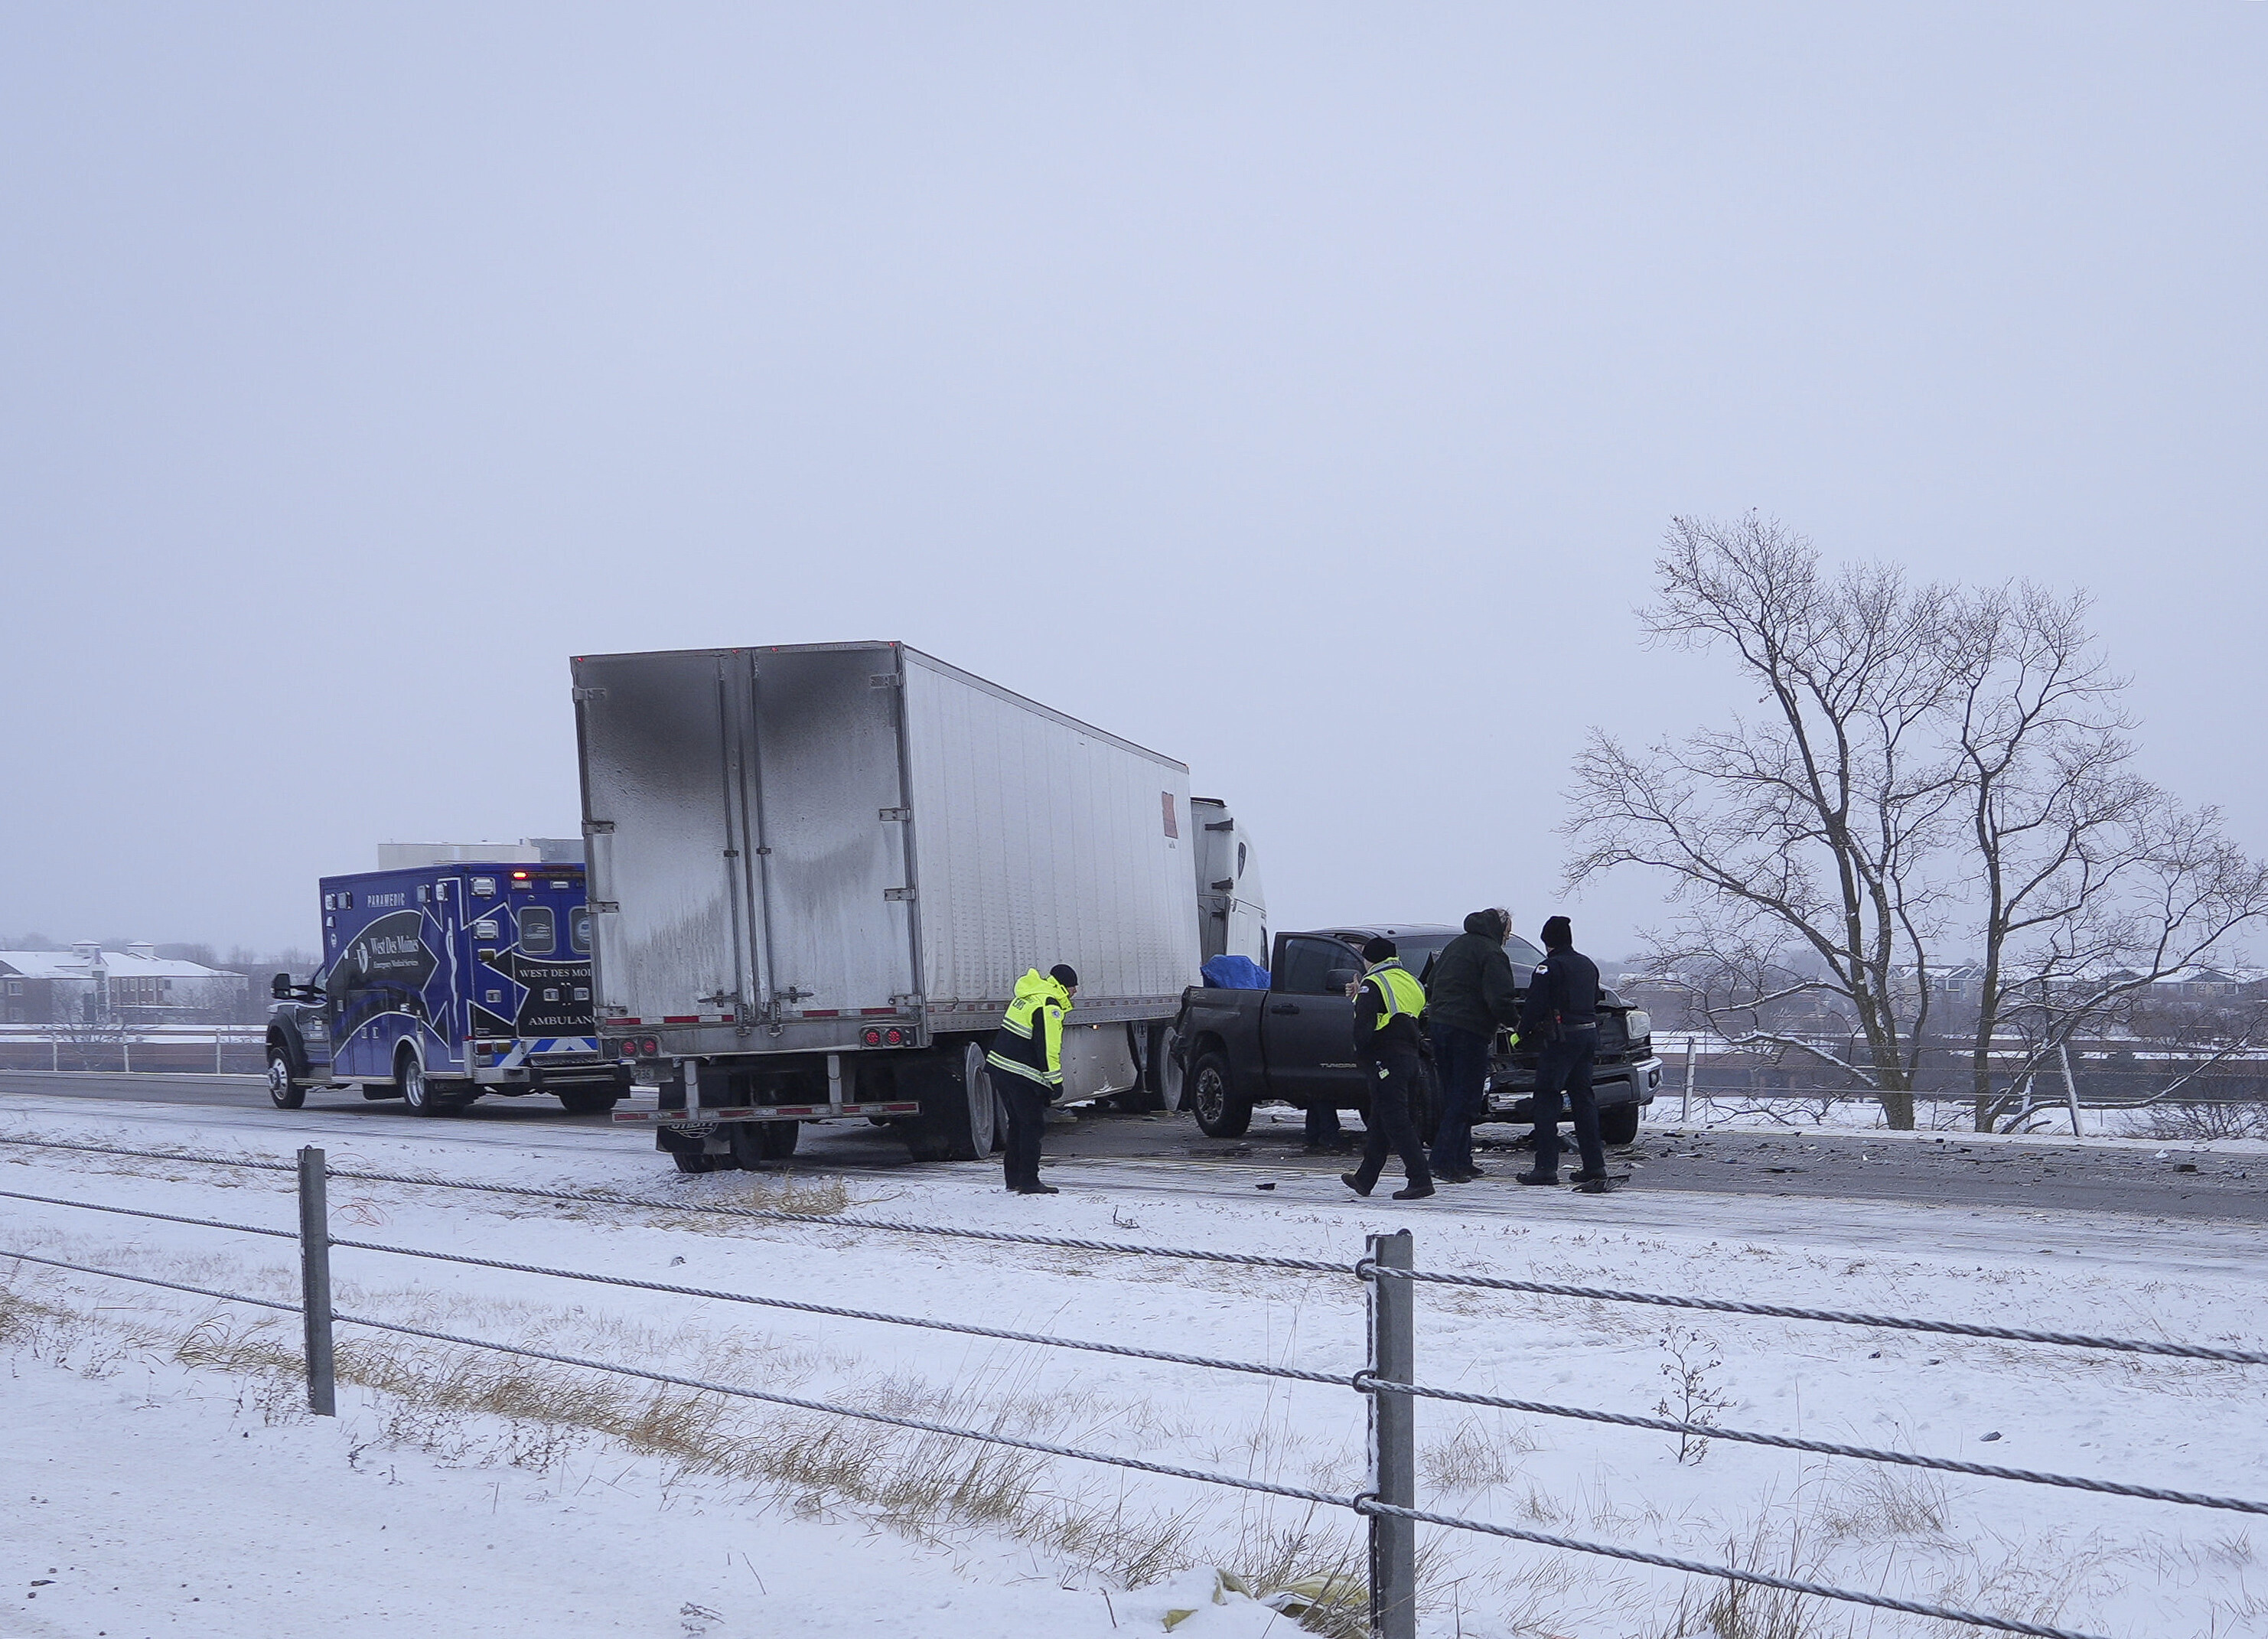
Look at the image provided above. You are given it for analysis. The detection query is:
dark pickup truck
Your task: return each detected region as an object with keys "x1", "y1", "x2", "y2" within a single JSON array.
[{"x1": 1169, "y1": 924, "x2": 1661, "y2": 1145}]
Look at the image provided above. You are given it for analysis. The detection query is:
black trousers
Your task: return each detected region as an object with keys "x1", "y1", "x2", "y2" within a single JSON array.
[
  {"x1": 1426, "y1": 1022, "x2": 1491, "y2": 1176},
  {"x1": 1531, "y1": 1031, "x2": 1604, "y2": 1179},
  {"x1": 996, "y1": 1070, "x2": 1049, "y2": 1189},
  {"x1": 1353, "y1": 1048, "x2": 1432, "y2": 1191}
]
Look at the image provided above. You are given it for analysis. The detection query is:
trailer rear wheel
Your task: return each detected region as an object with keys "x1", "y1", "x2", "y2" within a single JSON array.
[
  {"x1": 1106, "y1": 1023, "x2": 1166, "y2": 1113},
  {"x1": 1188, "y1": 1048, "x2": 1252, "y2": 1139},
  {"x1": 728, "y1": 1120, "x2": 802, "y2": 1165},
  {"x1": 673, "y1": 1150, "x2": 727, "y2": 1173},
  {"x1": 901, "y1": 1045, "x2": 990, "y2": 1162}
]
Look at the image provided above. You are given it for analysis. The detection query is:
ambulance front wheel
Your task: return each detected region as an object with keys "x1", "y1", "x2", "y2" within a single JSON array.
[{"x1": 266, "y1": 1046, "x2": 306, "y2": 1110}]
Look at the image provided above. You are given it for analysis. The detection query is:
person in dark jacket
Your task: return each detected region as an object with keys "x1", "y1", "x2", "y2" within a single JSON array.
[
  {"x1": 1514, "y1": 917, "x2": 1611, "y2": 1191},
  {"x1": 1340, "y1": 937, "x2": 1435, "y2": 1201},
  {"x1": 1424, "y1": 907, "x2": 1521, "y2": 1183}
]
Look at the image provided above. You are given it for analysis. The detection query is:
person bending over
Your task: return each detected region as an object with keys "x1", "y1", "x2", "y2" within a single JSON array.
[{"x1": 986, "y1": 963, "x2": 1077, "y2": 1195}]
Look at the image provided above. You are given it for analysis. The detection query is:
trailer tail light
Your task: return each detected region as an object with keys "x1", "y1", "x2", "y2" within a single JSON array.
[{"x1": 862, "y1": 1026, "x2": 908, "y2": 1047}]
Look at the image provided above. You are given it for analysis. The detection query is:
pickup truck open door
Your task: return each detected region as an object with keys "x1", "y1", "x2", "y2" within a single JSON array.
[{"x1": 1261, "y1": 934, "x2": 1367, "y2": 1108}]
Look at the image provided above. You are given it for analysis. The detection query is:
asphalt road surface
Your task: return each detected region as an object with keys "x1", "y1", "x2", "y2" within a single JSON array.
[{"x1": 4, "y1": 1070, "x2": 2262, "y2": 1223}]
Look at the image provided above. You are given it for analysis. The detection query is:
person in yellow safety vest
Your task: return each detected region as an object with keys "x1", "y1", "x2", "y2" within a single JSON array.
[
  {"x1": 985, "y1": 964, "x2": 1078, "y2": 1195},
  {"x1": 1340, "y1": 937, "x2": 1435, "y2": 1201}
]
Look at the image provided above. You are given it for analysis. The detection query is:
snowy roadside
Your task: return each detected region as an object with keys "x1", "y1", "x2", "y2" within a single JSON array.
[
  {"x1": 4, "y1": 1347, "x2": 1288, "y2": 1639},
  {"x1": 5, "y1": 1096, "x2": 2266, "y2": 1637}
]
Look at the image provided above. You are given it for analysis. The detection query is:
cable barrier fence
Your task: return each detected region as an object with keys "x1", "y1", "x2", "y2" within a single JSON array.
[{"x1": 5, "y1": 1132, "x2": 2266, "y2": 1639}]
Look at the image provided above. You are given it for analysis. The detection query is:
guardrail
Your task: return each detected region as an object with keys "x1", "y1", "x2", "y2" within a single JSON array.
[
  {"x1": 6, "y1": 1131, "x2": 2262, "y2": 1639},
  {"x1": 0, "y1": 1025, "x2": 267, "y2": 1074}
]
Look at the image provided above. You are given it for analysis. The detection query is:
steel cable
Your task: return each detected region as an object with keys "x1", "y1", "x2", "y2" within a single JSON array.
[
  {"x1": 332, "y1": 1308, "x2": 1362, "y2": 1505},
  {"x1": 0, "y1": 1135, "x2": 1351, "y2": 1273},
  {"x1": 0, "y1": 1233, "x2": 2132, "y2": 1637},
  {"x1": 324, "y1": 1312, "x2": 2108, "y2": 1639},
  {"x1": 0, "y1": 1246, "x2": 300, "y2": 1315},
  {"x1": 0, "y1": 1135, "x2": 295, "y2": 1171},
  {"x1": 1353, "y1": 1499, "x2": 2108, "y2": 1639},
  {"x1": 326, "y1": 1235, "x2": 1348, "y2": 1386},
  {"x1": 327, "y1": 1165, "x2": 1356, "y2": 1271},
  {"x1": 1395, "y1": 1266, "x2": 2268, "y2": 1364},
  {"x1": 6, "y1": 1134, "x2": 2262, "y2": 1364},
  {"x1": 1360, "y1": 1375, "x2": 2268, "y2": 1517},
  {"x1": 0, "y1": 1185, "x2": 298, "y2": 1241}
]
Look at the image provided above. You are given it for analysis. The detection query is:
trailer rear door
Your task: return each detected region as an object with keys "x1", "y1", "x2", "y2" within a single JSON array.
[
  {"x1": 744, "y1": 645, "x2": 920, "y2": 1025},
  {"x1": 573, "y1": 650, "x2": 752, "y2": 1025}
]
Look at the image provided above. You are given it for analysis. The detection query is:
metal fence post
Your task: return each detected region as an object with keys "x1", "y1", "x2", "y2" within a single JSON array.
[
  {"x1": 1366, "y1": 1229, "x2": 1416, "y2": 1639},
  {"x1": 297, "y1": 1146, "x2": 336, "y2": 1416},
  {"x1": 1683, "y1": 1039, "x2": 1696, "y2": 1122}
]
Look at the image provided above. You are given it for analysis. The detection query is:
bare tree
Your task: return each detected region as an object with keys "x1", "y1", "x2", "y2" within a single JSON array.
[
  {"x1": 1566, "y1": 515, "x2": 1961, "y2": 1126},
  {"x1": 1568, "y1": 514, "x2": 2268, "y2": 1131}
]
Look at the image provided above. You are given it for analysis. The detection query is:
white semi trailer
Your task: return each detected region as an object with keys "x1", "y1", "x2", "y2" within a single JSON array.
[{"x1": 569, "y1": 641, "x2": 1266, "y2": 1170}]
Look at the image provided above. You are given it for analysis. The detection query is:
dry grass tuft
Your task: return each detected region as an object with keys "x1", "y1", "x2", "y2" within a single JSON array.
[{"x1": 1422, "y1": 1414, "x2": 1540, "y2": 1494}]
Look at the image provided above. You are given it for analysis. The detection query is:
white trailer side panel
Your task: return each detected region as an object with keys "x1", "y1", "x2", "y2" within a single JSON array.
[{"x1": 900, "y1": 650, "x2": 1200, "y2": 1025}]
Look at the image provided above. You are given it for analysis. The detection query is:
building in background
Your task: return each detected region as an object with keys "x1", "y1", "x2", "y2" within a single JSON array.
[
  {"x1": 375, "y1": 838, "x2": 583, "y2": 869},
  {"x1": 0, "y1": 943, "x2": 246, "y2": 1025}
]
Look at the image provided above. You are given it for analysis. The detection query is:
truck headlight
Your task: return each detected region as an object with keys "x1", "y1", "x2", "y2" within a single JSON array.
[{"x1": 1627, "y1": 1010, "x2": 1651, "y2": 1042}]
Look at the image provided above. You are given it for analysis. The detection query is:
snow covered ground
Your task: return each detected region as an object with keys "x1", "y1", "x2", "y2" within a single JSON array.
[
  {"x1": 5, "y1": 1093, "x2": 2266, "y2": 1638},
  {"x1": 1645, "y1": 1089, "x2": 2266, "y2": 1141}
]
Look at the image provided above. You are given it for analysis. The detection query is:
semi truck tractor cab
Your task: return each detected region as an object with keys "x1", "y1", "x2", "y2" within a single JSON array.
[{"x1": 266, "y1": 862, "x2": 631, "y2": 1116}]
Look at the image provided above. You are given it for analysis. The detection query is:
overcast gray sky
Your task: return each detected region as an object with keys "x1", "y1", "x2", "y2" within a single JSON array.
[{"x1": 3, "y1": 4, "x2": 2263, "y2": 963}]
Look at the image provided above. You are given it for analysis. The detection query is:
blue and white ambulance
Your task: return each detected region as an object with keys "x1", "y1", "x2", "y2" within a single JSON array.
[{"x1": 265, "y1": 861, "x2": 630, "y2": 1116}]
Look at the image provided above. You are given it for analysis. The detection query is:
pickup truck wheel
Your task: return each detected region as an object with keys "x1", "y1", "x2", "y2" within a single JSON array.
[
  {"x1": 1598, "y1": 1103, "x2": 1641, "y2": 1146},
  {"x1": 1188, "y1": 1049, "x2": 1251, "y2": 1139},
  {"x1": 266, "y1": 1044, "x2": 307, "y2": 1110}
]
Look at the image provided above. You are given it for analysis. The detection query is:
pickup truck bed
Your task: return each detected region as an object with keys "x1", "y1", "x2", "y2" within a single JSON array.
[{"x1": 1170, "y1": 924, "x2": 1661, "y2": 1144}]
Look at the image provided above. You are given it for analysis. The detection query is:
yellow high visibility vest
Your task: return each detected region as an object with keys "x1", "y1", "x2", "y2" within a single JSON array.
[
  {"x1": 1363, "y1": 960, "x2": 1426, "y2": 1028},
  {"x1": 986, "y1": 969, "x2": 1071, "y2": 1087}
]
